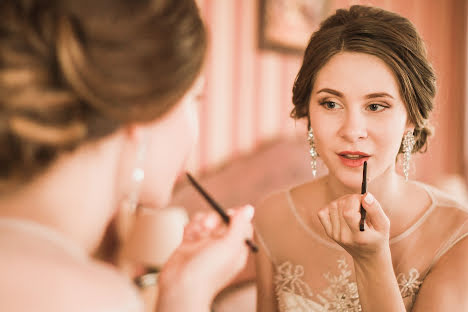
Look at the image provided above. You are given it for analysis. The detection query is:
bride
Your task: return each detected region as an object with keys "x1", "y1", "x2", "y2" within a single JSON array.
[{"x1": 254, "y1": 5, "x2": 468, "y2": 312}]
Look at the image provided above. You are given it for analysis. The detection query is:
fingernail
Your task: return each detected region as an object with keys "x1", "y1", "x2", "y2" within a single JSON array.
[
  {"x1": 364, "y1": 192, "x2": 375, "y2": 205},
  {"x1": 243, "y1": 205, "x2": 255, "y2": 220}
]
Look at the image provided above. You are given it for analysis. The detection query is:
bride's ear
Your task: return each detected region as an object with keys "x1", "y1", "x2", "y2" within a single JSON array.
[
  {"x1": 123, "y1": 124, "x2": 146, "y2": 145},
  {"x1": 405, "y1": 117, "x2": 415, "y2": 130}
]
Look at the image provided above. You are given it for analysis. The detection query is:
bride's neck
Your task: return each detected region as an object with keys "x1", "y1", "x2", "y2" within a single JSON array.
[{"x1": 325, "y1": 165, "x2": 405, "y2": 215}]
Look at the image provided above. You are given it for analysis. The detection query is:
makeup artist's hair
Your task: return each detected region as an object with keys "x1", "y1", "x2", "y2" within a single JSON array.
[
  {"x1": 0, "y1": 0, "x2": 206, "y2": 192},
  {"x1": 292, "y1": 5, "x2": 435, "y2": 154}
]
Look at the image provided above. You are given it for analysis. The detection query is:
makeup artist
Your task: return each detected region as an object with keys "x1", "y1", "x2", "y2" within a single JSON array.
[
  {"x1": 254, "y1": 5, "x2": 468, "y2": 312},
  {"x1": 0, "y1": 0, "x2": 253, "y2": 311}
]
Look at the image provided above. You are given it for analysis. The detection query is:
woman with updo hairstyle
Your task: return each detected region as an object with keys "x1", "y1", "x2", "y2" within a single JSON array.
[
  {"x1": 254, "y1": 5, "x2": 468, "y2": 311},
  {"x1": 0, "y1": 0, "x2": 255, "y2": 311}
]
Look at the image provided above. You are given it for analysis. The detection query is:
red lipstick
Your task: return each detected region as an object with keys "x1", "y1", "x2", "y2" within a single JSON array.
[{"x1": 337, "y1": 151, "x2": 370, "y2": 167}]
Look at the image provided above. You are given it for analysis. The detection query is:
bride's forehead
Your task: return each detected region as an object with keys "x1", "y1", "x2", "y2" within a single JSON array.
[{"x1": 313, "y1": 52, "x2": 400, "y2": 95}]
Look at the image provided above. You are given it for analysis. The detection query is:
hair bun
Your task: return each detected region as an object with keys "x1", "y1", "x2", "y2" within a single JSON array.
[{"x1": 412, "y1": 125, "x2": 433, "y2": 153}]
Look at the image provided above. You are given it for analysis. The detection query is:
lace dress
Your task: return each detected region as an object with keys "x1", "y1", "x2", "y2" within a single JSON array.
[{"x1": 255, "y1": 182, "x2": 468, "y2": 311}]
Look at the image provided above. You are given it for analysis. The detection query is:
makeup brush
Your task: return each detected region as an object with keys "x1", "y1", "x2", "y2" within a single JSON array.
[
  {"x1": 359, "y1": 161, "x2": 368, "y2": 231},
  {"x1": 186, "y1": 172, "x2": 258, "y2": 253}
]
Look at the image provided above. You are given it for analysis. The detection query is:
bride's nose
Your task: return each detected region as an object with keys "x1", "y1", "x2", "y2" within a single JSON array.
[{"x1": 337, "y1": 109, "x2": 368, "y2": 143}]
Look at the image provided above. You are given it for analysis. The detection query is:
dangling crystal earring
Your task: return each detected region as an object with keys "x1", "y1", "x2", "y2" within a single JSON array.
[
  {"x1": 116, "y1": 137, "x2": 148, "y2": 245},
  {"x1": 402, "y1": 130, "x2": 415, "y2": 181},
  {"x1": 122, "y1": 139, "x2": 147, "y2": 215},
  {"x1": 308, "y1": 128, "x2": 317, "y2": 177}
]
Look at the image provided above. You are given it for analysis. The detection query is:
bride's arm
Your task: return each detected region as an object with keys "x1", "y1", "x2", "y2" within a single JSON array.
[
  {"x1": 352, "y1": 246, "x2": 405, "y2": 312},
  {"x1": 318, "y1": 193, "x2": 406, "y2": 312},
  {"x1": 411, "y1": 237, "x2": 468, "y2": 311}
]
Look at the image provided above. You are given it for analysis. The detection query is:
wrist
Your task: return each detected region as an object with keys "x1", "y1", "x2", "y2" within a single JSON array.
[
  {"x1": 156, "y1": 282, "x2": 211, "y2": 312},
  {"x1": 157, "y1": 271, "x2": 212, "y2": 312},
  {"x1": 353, "y1": 244, "x2": 392, "y2": 271}
]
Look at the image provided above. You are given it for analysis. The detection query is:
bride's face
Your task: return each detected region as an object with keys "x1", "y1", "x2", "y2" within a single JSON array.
[{"x1": 308, "y1": 52, "x2": 412, "y2": 189}]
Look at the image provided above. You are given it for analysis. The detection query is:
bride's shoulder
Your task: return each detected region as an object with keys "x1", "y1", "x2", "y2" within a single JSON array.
[
  {"x1": 415, "y1": 181, "x2": 468, "y2": 212},
  {"x1": 254, "y1": 177, "x2": 325, "y2": 225}
]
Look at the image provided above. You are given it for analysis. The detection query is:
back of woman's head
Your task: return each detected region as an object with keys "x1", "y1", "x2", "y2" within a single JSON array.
[
  {"x1": 292, "y1": 5, "x2": 436, "y2": 154},
  {"x1": 0, "y1": 0, "x2": 206, "y2": 192}
]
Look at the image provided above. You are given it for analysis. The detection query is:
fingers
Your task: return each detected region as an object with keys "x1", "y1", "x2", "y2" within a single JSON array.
[
  {"x1": 224, "y1": 205, "x2": 254, "y2": 244},
  {"x1": 317, "y1": 207, "x2": 332, "y2": 236},
  {"x1": 183, "y1": 205, "x2": 255, "y2": 245},
  {"x1": 361, "y1": 192, "x2": 390, "y2": 232},
  {"x1": 318, "y1": 194, "x2": 372, "y2": 242},
  {"x1": 183, "y1": 211, "x2": 222, "y2": 242},
  {"x1": 341, "y1": 195, "x2": 363, "y2": 233}
]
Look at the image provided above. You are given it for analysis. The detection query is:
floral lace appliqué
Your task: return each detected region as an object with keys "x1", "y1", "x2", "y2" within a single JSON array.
[
  {"x1": 318, "y1": 258, "x2": 361, "y2": 311},
  {"x1": 274, "y1": 258, "x2": 422, "y2": 312},
  {"x1": 275, "y1": 262, "x2": 317, "y2": 311},
  {"x1": 397, "y1": 268, "x2": 422, "y2": 306}
]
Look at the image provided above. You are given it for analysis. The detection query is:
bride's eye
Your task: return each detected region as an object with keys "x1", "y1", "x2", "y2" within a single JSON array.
[
  {"x1": 320, "y1": 101, "x2": 339, "y2": 110},
  {"x1": 367, "y1": 103, "x2": 388, "y2": 112}
]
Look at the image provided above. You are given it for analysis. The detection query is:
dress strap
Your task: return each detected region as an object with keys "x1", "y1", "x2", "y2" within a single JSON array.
[{"x1": 286, "y1": 189, "x2": 342, "y2": 250}]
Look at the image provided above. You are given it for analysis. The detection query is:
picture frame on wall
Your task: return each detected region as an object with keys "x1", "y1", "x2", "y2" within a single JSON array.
[{"x1": 258, "y1": 0, "x2": 329, "y2": 54}]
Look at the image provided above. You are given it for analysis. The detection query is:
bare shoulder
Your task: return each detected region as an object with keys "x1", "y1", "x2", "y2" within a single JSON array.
[
  {"x1": 416, "y1": 181, "x2": 468, "y2": 211},
  {"x1": 413, "y1": 235, "x2": 468, "y2": 311},
  {"x1": 412, "y1": 181, "x2": 468, "y2": 310},
  {"x1": 253, "y1": 177, "x2": 328, "y2": 239},
  {"x1": 0, "y1": 242, "x2": 142, "y2": 312},
  {"x1": 254, "y1": 178, "x2": 324, "y2": 225}
]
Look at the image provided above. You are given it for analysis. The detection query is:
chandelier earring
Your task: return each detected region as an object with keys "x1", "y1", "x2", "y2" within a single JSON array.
[
  {"x1": 122, "y1": 138, "x2": 147, "y2": 215},
  {"x1": 308, "y1": 128, "x2": 318, "y2": 177},
  {"x1": 402, "y1": 130, "x2": 415, "y2": 182}
]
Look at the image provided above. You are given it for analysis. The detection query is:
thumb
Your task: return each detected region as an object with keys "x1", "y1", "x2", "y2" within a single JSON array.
[
  {"x1": 361, "y1": 193, "x2": 389, "y2": 232},
  {"x1": 225, "y1": 205, "x2": 254, "y2": 244}
]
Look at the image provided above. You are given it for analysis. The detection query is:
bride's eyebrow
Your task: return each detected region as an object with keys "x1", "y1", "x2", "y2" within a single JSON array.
[
  {"x1": 365, "y1": 92, "x2": 394, "y2": 99},
  {"x1": 316, "y1": 88, "x2": 343, "y2": 97},
  {"x1": 317, "y1": 88, "x2": 394, "y2": 99},
  {"x1": 316, "y1": 89, "x2": 395, "y2": 100}
]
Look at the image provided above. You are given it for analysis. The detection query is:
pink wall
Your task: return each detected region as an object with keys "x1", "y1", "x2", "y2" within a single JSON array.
[
  {"x1": 191, "y1": 0, "x2": 467, "y2": 186},
  {"x1": 465, "y1": 0, "x2": 468, "y2": 183}
]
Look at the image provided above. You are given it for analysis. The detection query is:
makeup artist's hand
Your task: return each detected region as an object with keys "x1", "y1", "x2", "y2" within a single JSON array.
[
  {"x1": 317, "y1": 192, "x2": 390, "y2": 262},
  {"x1": 156, "y1": 205, "x2": 254, "y2": 312}
]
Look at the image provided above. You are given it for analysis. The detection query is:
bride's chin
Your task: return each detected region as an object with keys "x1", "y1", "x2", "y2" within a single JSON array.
[{"x1": 329, "y1": 171, "x2": 363, "y2": 193}]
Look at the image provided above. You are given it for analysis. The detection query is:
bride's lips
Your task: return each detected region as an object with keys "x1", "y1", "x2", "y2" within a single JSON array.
[{"x1": 337, "y1": 151, "x2": 370, "y2": 168}]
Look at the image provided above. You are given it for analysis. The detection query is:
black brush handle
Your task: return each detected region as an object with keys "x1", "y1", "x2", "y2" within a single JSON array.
[
  {"x1": 359, "y1": 161, "x2": 367, "y2": 231},
  {"x1": 186, "y1": 173, "x2": 258, "y2": 253}
]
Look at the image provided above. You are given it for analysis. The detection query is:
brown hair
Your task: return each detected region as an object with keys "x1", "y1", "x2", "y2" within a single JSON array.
[
  {"x1": 0, "y1": 0, "x2": 207, "y2": 192},
  {"x1": 292, "y1": 5, "x2": 435, "y2": 154}
]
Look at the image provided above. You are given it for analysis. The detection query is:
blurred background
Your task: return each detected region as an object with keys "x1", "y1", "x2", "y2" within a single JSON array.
[{"x1": 172, "y1": 0, "x2": 468, "y2": 210}]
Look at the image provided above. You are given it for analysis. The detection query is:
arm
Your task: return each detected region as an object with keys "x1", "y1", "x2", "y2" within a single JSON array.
[
  {"x1": 412, "y1": 236, "x2": 468, "y2": 311},
  {"x1": 353, "y1": 246, "x2": 405, "y2": 312},
  {"x1": 317, "y1": 193, "x2": 405, "y2": 312},
  {"x1": 254, "y1": 231, "x2": 278, "y2": 312}
]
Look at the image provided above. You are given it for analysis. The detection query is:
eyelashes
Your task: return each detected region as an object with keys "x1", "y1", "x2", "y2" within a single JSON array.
[
  {"x1": 317, "y1": 99, "x2": 390, "y2": 112},
  {"x1": 318, "y1": 100, "x2": 341, "y2": 110}
]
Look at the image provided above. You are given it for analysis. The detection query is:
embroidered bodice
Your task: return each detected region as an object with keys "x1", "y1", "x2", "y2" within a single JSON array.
[
  {"x1": 274, "y1": 258, "x2": 423, "y2": 311},
  {"x1": 255, "y1": 182, "x2": 468, "y2": 311}
]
